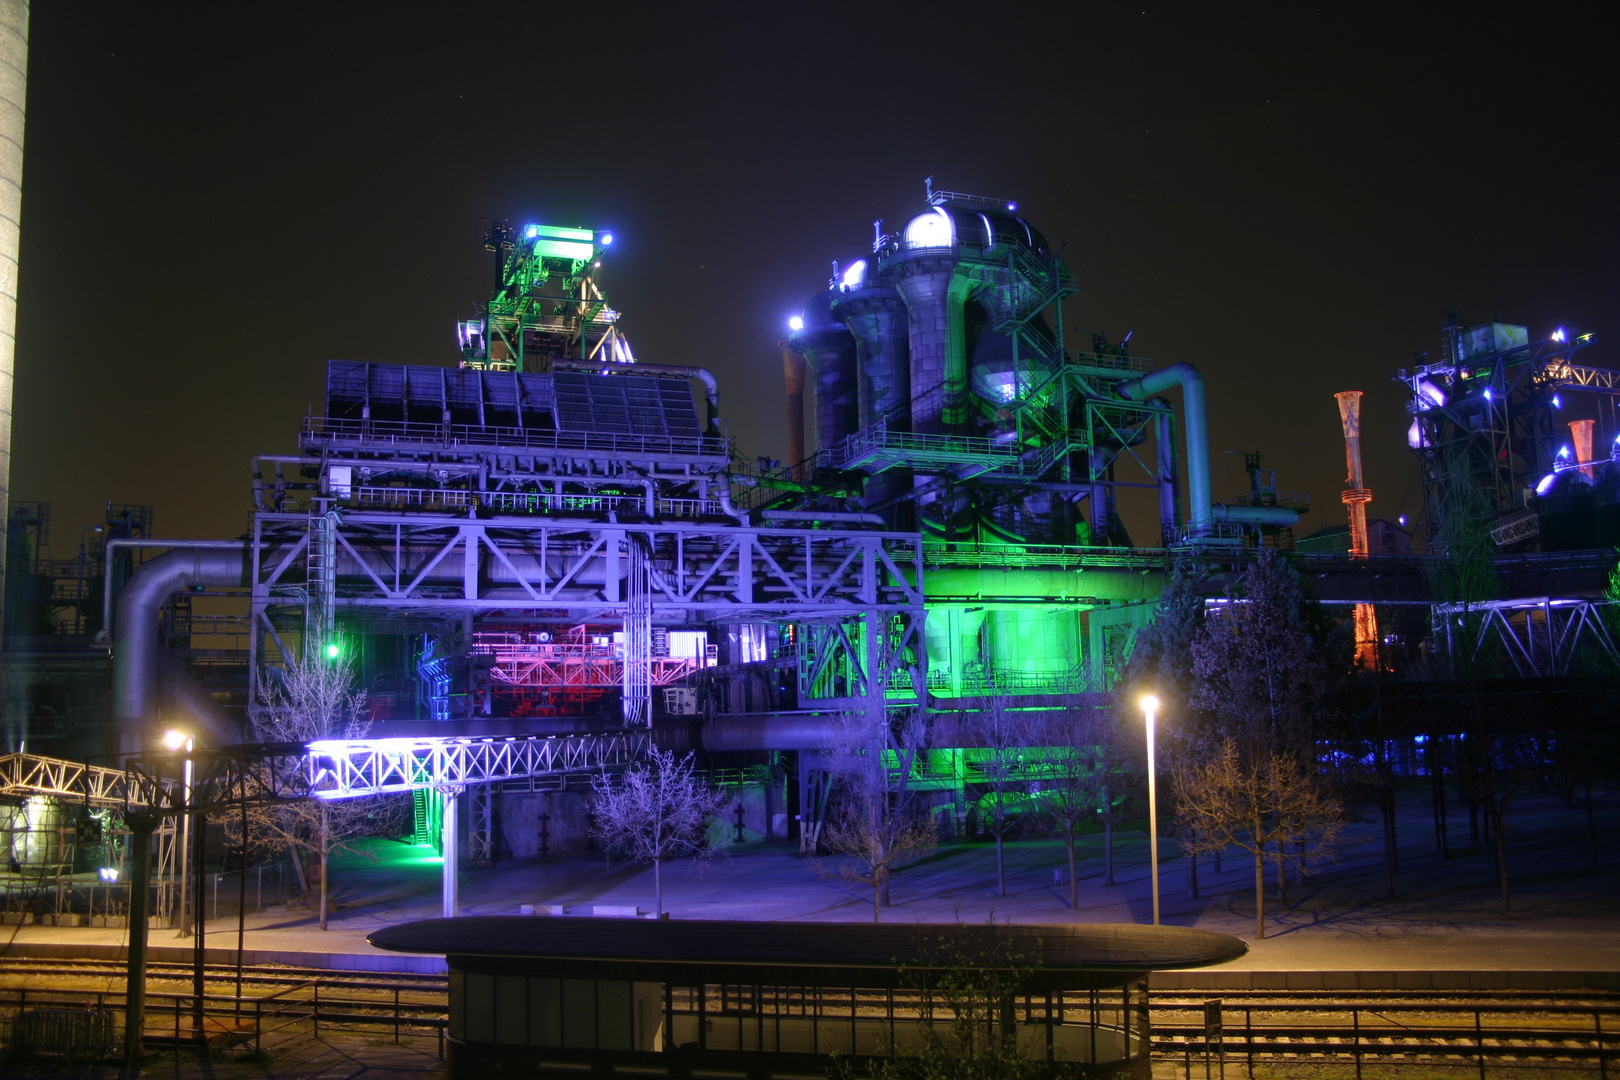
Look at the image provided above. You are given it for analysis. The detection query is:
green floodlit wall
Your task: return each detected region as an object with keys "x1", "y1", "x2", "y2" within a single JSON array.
[{"x1": 894, "y1": 598, "x2": 1158, "y2": 701}]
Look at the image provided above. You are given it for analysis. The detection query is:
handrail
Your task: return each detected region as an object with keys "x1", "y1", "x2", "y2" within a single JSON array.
[{"x1": 302, "y1": 415, "x2": 732, "y2": 460}]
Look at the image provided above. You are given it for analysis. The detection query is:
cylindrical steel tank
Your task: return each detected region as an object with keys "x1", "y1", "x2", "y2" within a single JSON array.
[
  {"x1": 834, "y1": 287, "x2": 911, "y2": 432},
  {"x1": 893, "y1": 261, "x2": 965, "y2": 434},
  {"x1": 790, "y1": 290, "x2": 858, "y2": 453}
]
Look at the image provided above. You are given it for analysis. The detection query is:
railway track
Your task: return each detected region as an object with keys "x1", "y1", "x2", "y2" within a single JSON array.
[
  {"x1": 0, "y1": 955, "x2": 445, "y2": 995},
  {"x1": 1152, "y1": 989, "x2": 1620, "y2": 1072}
]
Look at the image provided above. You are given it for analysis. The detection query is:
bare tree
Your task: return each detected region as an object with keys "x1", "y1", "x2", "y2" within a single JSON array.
[
  {"x1": 229, "y1": 658, "x2": 405, "y2": 930},
  {"x1": 1167, "y1": 551, "x2": 1350, "y2": 937},
  {"x1": 1023, "y1": 701, "x2": 1128, "y2": 909},
  {"x1": 1173, "y1": 739, "x2": 1344, "y2": 938},
  {"x1": 590, "y1": 747, "x2": 729, "y2": 917},
  {"x1": 958, "y1": 699, "x2": 1038, "y2": 897},
  {"x1": 816, "y1": 710, "x2": 937, "y2": 922}
]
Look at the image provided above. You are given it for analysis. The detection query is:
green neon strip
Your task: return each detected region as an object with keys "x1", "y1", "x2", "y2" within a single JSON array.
[
  {"x1": 534, "y1": 239, "x2": 594, "y2": 260},
  {"x1": 533, "y1": 224, "x2": 593, "y2": 241}
]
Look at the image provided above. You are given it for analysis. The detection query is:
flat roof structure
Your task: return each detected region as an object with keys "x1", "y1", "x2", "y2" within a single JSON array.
[{"x1": 371, "y1": 917, "x2": 1247, "y2": 1079}]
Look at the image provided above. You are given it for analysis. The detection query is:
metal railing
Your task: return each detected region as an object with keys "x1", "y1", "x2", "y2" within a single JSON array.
[
  {"x1": 1153, "y1": 996, "x2": 1620, "y2": 1078},
  {"x1": 0, "y1": 981, "x2": 446, "y2": 1059},
  {"x1": 339, "y1": 486, "x2": 727, "y2": 520},
  {"x1": 303, "y1": 415, "x2": 732, "y2": 461}
]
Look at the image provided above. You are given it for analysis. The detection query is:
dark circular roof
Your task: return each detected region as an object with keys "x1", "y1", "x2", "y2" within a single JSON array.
[{"x1": 369, "y1": 917, "x2": 1246, "y2": 973}]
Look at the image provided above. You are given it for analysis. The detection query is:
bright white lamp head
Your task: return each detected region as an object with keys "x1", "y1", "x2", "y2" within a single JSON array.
[
  {"x1": 788, "y1": 315, "x2": 804, "y2": 332},
  {"x1": 162, "y1": 729, "x2": 189, "y2": 751},
  {"x1": 1140, "y1": 694, "x2": 1160, "y2": 714}
]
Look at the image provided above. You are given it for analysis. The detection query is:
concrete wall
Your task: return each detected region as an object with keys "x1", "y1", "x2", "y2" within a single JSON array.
[{"x1": 493, "y1": 780, "x2": 790, "y2": 861}]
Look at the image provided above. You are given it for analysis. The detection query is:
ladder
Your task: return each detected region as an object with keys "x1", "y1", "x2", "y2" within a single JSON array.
[{"x1": 306, "y1": 508, "x2": 340, "y2": 658}]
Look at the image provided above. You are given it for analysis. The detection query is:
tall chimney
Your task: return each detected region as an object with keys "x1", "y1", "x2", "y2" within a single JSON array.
[
  {"x1": 0, "y1": 1, "x2": 29, "y2": 685},
  {"x1": 1335, "y1": 391, "x2": 1378, "y2": 670},
  {"x1": 780, "y1": 340, "x2": 806, "y2": 481}
]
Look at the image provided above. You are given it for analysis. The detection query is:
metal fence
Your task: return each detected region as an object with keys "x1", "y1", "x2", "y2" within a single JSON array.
[{"x1": 0, "y1": 981, "x2": 446, "y2": 1061}]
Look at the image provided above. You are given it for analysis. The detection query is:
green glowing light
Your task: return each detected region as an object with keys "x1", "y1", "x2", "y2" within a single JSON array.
[{"x1": 326, "y1": 643, "x2": 341, "y2": 660}]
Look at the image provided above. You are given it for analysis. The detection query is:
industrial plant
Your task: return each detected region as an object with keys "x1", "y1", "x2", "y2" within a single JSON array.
[{"x1": 2, "y1": 181, "x2": 1618, "y2": 936}]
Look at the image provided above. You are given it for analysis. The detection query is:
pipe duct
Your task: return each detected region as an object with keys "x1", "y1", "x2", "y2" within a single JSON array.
[
  {"x1": 1119, "y1": 362, "x2": 1299, "y2": 532},
  {"x1": 113, "y1": 545, "x2": 249, "y2": 742}
]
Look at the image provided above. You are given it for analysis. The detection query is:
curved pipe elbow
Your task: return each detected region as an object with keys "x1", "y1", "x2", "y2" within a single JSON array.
[{"x1": 113, "y1": 545, "x2": 249, "y2": 731}]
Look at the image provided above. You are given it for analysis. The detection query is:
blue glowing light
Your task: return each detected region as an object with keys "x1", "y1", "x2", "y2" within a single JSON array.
[
  {"x1": 1553, "y1": 395, "x2": 1562, "y2": 408},
  {"x1": 1553, "y1": 327, "x2": 1567, "y2": 342},
  {"x1": 1483, "y1": 388, "x2": 1493, "y2": 401},
  {"x1": 1398, "y1": 514, "x2": 1407, "y2": 527},
  {"x1": 599, "y1": 232, "x2": 614, "y2": 246},
  {"x1": 1559, "y1": 444, "x2": 1572, "y2": 459},
  {"x1": 788, "y1": 315, "x2": 804, "y2": 332},
  {"x1": 1537, "y1": 472, "x2": 1558, "y2": 495},
  {"x1": 841, "y1": 259, "x2": 868, "y2": 290},
  {"x1": 524, "y1": 224, "x2": 539, "y2": 239},
  {"x1": 1006, "y1": 202, "x2": 1018, "y2": 211}
]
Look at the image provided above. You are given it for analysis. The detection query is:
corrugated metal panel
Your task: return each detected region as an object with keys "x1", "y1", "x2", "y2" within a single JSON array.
[
  {"x1": 327, "y1": 361, "x2": 370, "y2": 418},
  {"x1": 553, "y1": 372, "x2": 700, "y2": 436}
]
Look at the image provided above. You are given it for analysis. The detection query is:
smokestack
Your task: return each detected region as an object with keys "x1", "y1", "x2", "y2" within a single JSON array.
[
  {"x1": 0, "y1": 1, "x2": 27, "y2": 685},
  {"x1": 780, "y1": 340, "x2": 806, "y2": 480},
  {"x1": 1569, "y1": 418, "x2": 1595, "y2": 480},
  {"x1": 1335, "y1": 391, "x2": 1378, "y2": 670}
]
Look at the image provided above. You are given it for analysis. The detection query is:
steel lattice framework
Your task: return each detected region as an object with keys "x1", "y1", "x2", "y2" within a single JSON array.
[
  {"x1": 1434, "y1": 598, "x2": 1620, "y2": 678},
  {"x1": 303, "y1": 730, "x2": 650, "y2": 799},
  {"x1": 0, "y1": 752, "x2": 140, "y2": 805},
  {"x1": 248, "y1": 511, "x2": 929, "y2": 716}
]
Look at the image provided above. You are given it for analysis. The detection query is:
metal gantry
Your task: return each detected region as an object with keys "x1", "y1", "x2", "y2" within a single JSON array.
[
  {"x1": 303, "y1": 730, "x2": 650, "y2": 800},
  {"x1": 1435, "y1": 597, "x2": 1620, "y2": 678},
  {"x1": 247, "y1": 512, "x2": 929, "y2": 720}
]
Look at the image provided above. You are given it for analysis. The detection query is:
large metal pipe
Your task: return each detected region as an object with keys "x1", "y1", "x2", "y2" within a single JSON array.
[
  {"x1": 113, "y1": 546, "x2": 249, "y2": 742},
  {"x1": 1151, "y1": 396, "x2": 1178, "y2": 543},
  {"x1": 552, "y1": 358, "x2": 722, "y2": 433},
  {"x1": 0, "y1": 1, "x2": 27, "y2": 641},
  {"x1": 1119, "y1": 362, "x2": 1298, "y2": 532}
]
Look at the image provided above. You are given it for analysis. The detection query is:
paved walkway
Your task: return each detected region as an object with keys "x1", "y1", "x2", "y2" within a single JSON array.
[{"x1": 7, "y1": 785, "x2": 1620, "y2": 981}]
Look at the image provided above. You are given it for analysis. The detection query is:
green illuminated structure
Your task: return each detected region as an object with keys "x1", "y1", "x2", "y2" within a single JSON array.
[{"x1": 458, "y1": 220, "x2": 623, "y2": 372}]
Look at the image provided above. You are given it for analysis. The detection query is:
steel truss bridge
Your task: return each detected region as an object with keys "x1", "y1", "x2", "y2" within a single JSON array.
[
  {"x1": 249, "y1": 510, "x2": 929, "y2": 723},
  {"x1": 1433, "y1": 597, "x2": 1619, "y2": 678}
]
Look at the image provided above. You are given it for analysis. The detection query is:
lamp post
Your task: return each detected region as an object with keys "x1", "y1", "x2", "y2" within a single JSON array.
[
  {"x1": 163, "y1": 730, "x2": 194, "y2": 938},
  {"x1": 163, "y1": 728, "x2": 205, "y2": 1037},
  {"x1": 1140, "y1": 695, "x2": 1161, "y2": 926}
]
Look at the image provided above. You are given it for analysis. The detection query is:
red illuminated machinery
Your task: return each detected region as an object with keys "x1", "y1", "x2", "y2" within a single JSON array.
[
  {"x1": 469, "y1": 626, "x2": 714, "y2": 717},
  {"x1": 1336, "y1": 391, "x2": 1378, "y2": 670}
]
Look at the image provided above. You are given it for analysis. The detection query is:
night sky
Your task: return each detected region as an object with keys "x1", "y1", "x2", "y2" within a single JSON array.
[{"x1": 13, "y1": 4, "x2": 1617, "y2": 548}]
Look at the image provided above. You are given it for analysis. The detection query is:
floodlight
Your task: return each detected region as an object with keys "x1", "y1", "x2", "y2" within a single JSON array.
[
  {"x1": 162, "y1": 729, "x2": 189, "y2": 751},
  {"x1": 788, "y1": 316, "x2": 804, "y2": 332}
]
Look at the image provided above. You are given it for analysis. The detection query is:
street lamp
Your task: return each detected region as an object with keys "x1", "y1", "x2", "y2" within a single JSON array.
[
  {"x1": 1140, "y1": 694, "x2": 1161, "y2": 926},
  {"x1": 163, "y1": 730, "x2": 194, "y2": 939}
]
